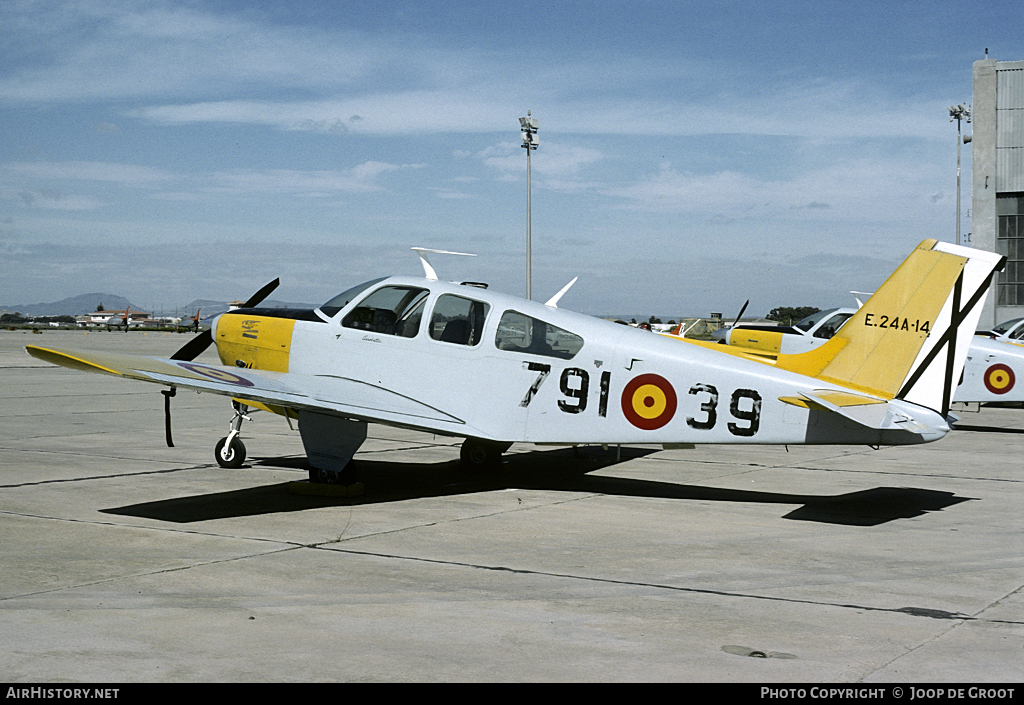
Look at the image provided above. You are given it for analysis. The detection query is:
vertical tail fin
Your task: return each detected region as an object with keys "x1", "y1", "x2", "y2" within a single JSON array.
[{"x1": 778, "y1": 240, "x2": 1005, "y2": 415}]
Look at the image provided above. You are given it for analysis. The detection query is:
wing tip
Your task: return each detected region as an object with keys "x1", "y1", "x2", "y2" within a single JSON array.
[{"x1": 26, "y1": 345, "x2": 123, "y2": 376}]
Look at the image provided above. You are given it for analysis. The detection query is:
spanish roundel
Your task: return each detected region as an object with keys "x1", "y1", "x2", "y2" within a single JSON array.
[
  {"x1": 983, "y1": 363, "x2": 1015, "y2": 395},
  {"x1": 621, "y1": 374, "x2": 677, "y2": 430}
]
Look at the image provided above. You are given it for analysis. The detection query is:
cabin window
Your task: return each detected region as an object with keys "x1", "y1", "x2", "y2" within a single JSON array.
[
  {"x1": 342, "y1": 285, "x2": 429, "y2": 337},
  {"x1": 494, "y1": 310, "x2": 583, "y2": 359},
  {"x1": 429, "y1": 294, "x2": 489, "y2": 346}
]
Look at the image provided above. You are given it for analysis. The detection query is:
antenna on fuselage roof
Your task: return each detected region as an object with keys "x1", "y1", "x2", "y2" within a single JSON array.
[
  {"x1": 411, "y1": 247, "x2": 477, "y2": 281},
  {"x1": 544, "y1": 277, "x2": 578, "y2": 308},
  {"x1": 851, "y1": 291, "x2": 872, "y2": 308}
]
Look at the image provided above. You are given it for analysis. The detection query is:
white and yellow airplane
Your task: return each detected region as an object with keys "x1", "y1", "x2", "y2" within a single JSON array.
[
  {"x1": 26, "y1": 240, "x2": 1003, "y2": 485},
  {"x1": 706, "y1": 292, "x2": 1024, "y2": 406},
  {"x1": 979, "y1": 317, "x2": 1024, "y2": 345}
]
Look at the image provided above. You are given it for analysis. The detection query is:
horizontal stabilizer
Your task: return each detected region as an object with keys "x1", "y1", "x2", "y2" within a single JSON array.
[{"x1": 779, "y1": 390, "x2": 947, "y2": 437}]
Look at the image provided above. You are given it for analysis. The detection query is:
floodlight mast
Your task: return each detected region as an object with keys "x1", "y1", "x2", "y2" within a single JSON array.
[
  {"x1": 949, "y1": 103, "x2": 971, "y2": 246},
  {"x1": 520, "y1": 112, "x2": 539, "y2": 299}
]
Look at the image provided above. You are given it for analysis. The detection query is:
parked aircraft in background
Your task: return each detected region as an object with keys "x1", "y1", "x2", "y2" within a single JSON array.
[
  {"x1": 696, "y1": 297, "x2": 1024, "y2": 406},
  {"x1": 26, "y1": 240, "x2": 1003, "y2": 485},
  {"x1": 105, "y1": 306, "x2": 132, "y2": 332},
  {"x1": 979, "y1": 317, "x2": 1024, "y2": 345},
  {"x1": 711, "y1": 307, "x2": 855, "y2": 355},
  {"x1": 177, "y1": 308, "x2": 202, "y2": 333}
]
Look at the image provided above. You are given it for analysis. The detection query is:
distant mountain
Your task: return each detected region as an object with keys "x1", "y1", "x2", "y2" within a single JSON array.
[
  {"x1": 0, "y1": 293, "x2": 140, "y2": 317},
  {"x1": 3, "y1": 293, "x2": 321, "y2": 319},
  {"x1": 0, "y1": 294, "x2": 320, "y2": 319}
]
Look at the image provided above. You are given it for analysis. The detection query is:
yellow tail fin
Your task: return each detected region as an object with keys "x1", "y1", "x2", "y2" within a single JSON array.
[{"x1": 777, "y1": 239, "x2": 1005, "y2": 415}]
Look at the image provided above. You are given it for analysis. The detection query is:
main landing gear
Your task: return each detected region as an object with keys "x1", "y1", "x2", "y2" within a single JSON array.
[
  {"x1": 215, "y1": 402, "x2": 250, "y2": 469},
  {"x1": 459, "y1": 438, "x2": 513, "y2": 469}
]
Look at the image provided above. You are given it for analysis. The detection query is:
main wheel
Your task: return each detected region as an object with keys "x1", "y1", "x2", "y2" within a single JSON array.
[
  {"x1": 215, "y1": 436, "x2": 246, "y2": 468},
  {"x1": 308, "y1": 466, "x2": 353, "y2": 485},
  {"x1": 459, "y1": 439, "x2": 510, "y2": 469}
]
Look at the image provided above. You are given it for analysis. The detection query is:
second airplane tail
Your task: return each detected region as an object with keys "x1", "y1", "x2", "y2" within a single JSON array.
[{"x1": 777, "y1": 239, "x2": 1005, "y2": 416}]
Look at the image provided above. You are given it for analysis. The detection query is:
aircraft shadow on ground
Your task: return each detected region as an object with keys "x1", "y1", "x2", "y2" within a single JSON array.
[
  {"x1": 100, "y1": 445, "x2": 973, "y2": 527},
  {"x1": 952, "y1": 424, "x2": 1024, "y2": 434}
]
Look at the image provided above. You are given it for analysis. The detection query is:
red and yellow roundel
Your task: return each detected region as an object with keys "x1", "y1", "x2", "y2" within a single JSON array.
[
  {"x1": 621, "y1": 374, "x2": 677, "y2": 430},
  {"x1": 983, "y1": 364, "x2": 1015, "y2": 395}
]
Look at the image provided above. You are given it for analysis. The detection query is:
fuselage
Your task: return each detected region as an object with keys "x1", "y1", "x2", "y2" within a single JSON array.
[{"x1": 211, "y1": 276, "x2": 947, "y2": 446}]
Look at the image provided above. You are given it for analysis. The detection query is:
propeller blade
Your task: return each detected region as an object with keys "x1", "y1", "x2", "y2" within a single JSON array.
[
  {"x1": 169, "y1": 278, "x2": 278, "y2": 361},
  {"x1": 731, "y1": 300, "x2": 749, "y2": 329},
  {"x1": 171, "y1": 329, "x2": 212, "y2": 361},
  {"x1": 243, "y1": 278, "x2": 280, "y2": 308}
]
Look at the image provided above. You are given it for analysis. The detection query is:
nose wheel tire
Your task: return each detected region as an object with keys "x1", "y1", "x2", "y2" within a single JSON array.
[{"x1": 215, "y1": 436, "x2": 246, "y2": 468}]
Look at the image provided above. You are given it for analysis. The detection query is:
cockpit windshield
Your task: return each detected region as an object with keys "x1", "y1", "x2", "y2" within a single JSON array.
[
  {"x1": 992, "y1": 317, "x2": 1024, "y2": 339},
  {"x1": 317, "y1": 278, "x2": 387, "y2": 318},
  {"x1": 811, "y1": 312, "x2": 853, "y2": 339},
  {"x1": 794, "y1": 308, "x2": 837, "y2": 332}
]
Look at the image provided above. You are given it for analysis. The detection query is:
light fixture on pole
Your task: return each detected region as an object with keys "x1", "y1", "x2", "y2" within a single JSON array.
[
  {"x1": 520, "y1": 112, "x2": 539, "y2": 299},
  {"x1": 949, "y1": 103, "x2": 971, "y2": 246}
]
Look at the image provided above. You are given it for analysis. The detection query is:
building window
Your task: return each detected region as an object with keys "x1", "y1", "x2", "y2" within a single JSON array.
[{"x1": 997, "y1": 194, "x2": 1024, "y2": 306}]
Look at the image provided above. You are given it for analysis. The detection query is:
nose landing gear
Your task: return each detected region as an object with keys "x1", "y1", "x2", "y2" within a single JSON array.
[{"x1": 215, "y1": 402, "x2": 250, "y2": 469}]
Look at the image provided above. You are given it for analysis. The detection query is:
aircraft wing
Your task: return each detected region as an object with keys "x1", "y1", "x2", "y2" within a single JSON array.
[{"x1": 25, "y1": 345, "x2": 466, "y2": 428}]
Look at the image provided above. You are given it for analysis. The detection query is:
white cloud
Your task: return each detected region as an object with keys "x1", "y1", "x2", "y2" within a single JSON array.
[
  {"x1": 1, "y1": 3, "x2": 953, "y2": 142},
  {"x1": 129, "y1": 87, "x2": 951, "y2": 141},
  {"x1": 208, "y1": 162, "x2": 422, "y2": 196},
  {"x1": 9, "y1": 189, "x2": 106, "y2": 211},
  {"x1": 0, "y1": 1, "x2": 375, "y2": 102},
  {"x1": 3, "y1": 161, "x2": 174, "y2": 185},
  {"x1": 0, "y1": 159, "x2": 418, "y2": 203},
  {"x1": 604, "y1": 156, "x2": 949, "y2": 223},
  {"x1": 133, "y1": 93, "x2": 521, "y2": 134},
  {"x1": 483, "y1": 142, "x2": 603, "y2": 176}
]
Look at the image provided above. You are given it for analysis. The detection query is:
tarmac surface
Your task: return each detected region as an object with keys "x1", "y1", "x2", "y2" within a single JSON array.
[{"x1": 1, "y1": 329, "x2": 1022, "y2": 682}]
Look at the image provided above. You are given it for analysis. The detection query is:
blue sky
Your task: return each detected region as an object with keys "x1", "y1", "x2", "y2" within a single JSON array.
[{"x1": 0, "y1": 0, "x2": 1018, "y2": 317}]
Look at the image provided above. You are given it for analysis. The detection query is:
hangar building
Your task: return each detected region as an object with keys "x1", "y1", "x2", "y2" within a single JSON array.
[{"x1": 973, "y1": 58, "x2": 1024, "y2": 328}]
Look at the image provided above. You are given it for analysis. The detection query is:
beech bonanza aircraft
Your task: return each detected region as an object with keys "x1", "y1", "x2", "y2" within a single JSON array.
[
  {"x1": 26, "y1": 240, "x2": 1003, "y2": 485},
  {"x1": 707, "y1": 299, "x2": 1024, "y2": 405}
]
